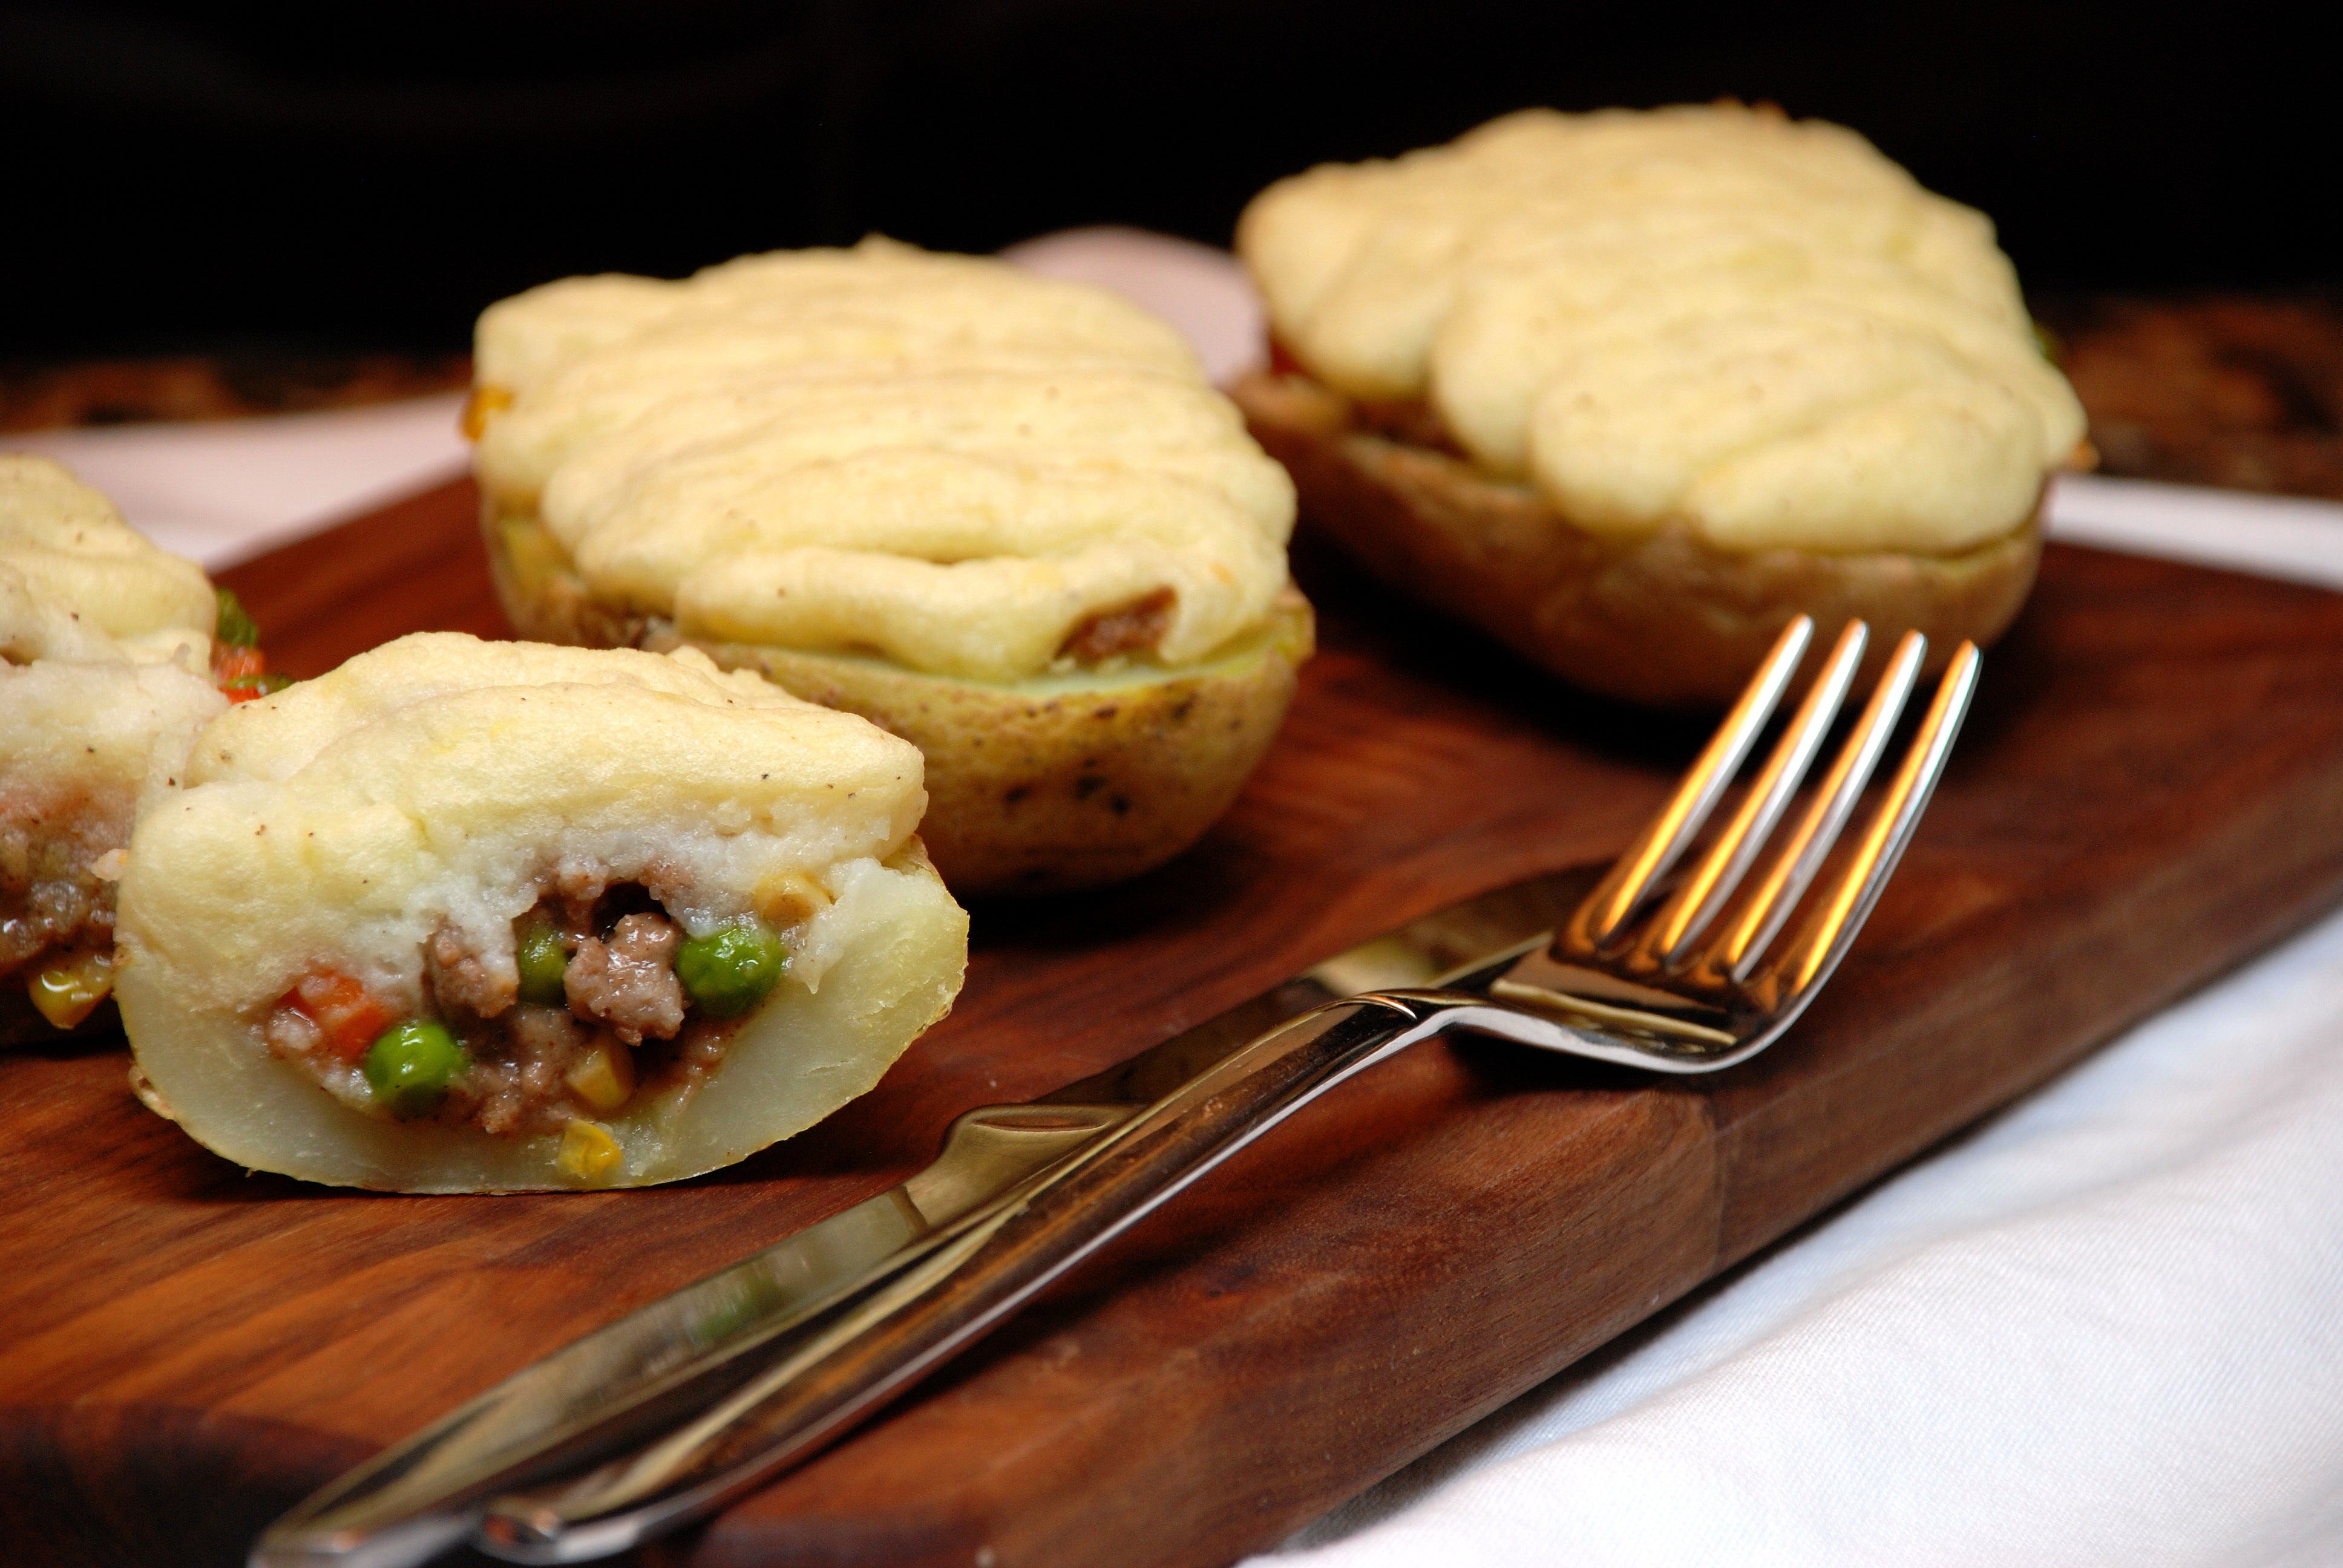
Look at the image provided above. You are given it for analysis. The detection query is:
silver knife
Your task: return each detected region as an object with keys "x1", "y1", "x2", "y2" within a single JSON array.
[{"x1": 250, "y1": 864, "x2": 1599, "y2": 1567}]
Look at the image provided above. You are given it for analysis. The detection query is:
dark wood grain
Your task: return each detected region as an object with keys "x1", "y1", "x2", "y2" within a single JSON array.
[
  {"x1": 7, "y1": 481, "x2": 2343, "y2": 1568},
  {"x1": 2036, "y1": 292, "x2": 2343, "y2": 500},
  {"x1": 0, "y1": 353, "x2": 471, "y2": 435}
]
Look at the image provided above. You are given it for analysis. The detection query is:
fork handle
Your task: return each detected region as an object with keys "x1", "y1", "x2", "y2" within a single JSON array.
[{"x1": 471, "y1": 992, "x2": 1461, "y2": 1563}]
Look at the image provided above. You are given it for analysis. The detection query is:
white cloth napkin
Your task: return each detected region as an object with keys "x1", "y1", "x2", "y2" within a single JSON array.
[
  {"x1": 5, "y1": 231, "x2": 2341, "y2": 1567},
  {"x1": 2, "y1": 392, "x2": 470, "y2": 570},
  {"x1": 1263, "y1": 905, "x2": 2343, "y2": 1567}
]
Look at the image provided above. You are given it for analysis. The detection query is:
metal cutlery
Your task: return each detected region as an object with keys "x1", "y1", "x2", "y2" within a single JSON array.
[{"x1": 254, "y1": 613, "x2": 1978, "y2": 1567}]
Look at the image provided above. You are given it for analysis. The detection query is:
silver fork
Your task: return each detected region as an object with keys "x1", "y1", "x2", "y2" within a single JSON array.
[
  {"x1": 1467, "y1": 613, "x2": 1979, "y2": 1069},
  {"x1": 254, "y1": 615, "x2": 1981, "y2": 1568}
]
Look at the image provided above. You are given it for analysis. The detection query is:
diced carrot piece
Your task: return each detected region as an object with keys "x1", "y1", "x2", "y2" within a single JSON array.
[{"x1": 289, "y1": 972, "x2": 399, "y2": 1064}]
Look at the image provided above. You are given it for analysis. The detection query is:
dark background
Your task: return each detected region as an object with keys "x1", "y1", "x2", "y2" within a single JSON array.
[{"x1": 2, "y1": 0, "x2": 2333, "y2": 358}]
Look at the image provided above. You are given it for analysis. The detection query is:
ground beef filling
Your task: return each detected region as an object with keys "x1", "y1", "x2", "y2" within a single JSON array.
[
  {"x1": 566, "y1": 913, "x2": 686, "y2": 1044},
  {"x1": 1, "y1": 784, "x2": 126, "y2": 984},
  {"x1": 265, "y1": 878, "x2": 764, "y2": 1138},
  {"x1": 1058, "y1": 587, "x2": 1177, "y2": 665}
]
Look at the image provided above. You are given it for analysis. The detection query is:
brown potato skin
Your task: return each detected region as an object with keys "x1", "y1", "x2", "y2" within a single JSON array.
[
  {"x1": 1231, "y1": 368, "x2": 2043, "y2": 708},
  {"x1": 483, "y1": 509, "x2": 1312, "y2": 896}
]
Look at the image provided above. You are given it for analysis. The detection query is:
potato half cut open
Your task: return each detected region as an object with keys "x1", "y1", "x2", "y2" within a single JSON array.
[
  {"x1": 115, "y1": 633, "x2": 968, "y2": 1192},
  {"x1": 1233, "y1": 104, "x2": 2085, "y2": 705}
]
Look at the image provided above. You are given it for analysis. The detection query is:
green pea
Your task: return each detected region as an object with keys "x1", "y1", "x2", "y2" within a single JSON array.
[
  {"x1": 221, "y1": 671, "x2": 293, "y2": 696},
  {"x1": 362, "y1": 1019, "x2": 467, "y2": 1117},
  {"x1": 676, "y1": 922, "x2": 788, "y2": 1018},
  {"x1": 515, "y1": 918, "x2": 569, "y2": 1007},
  {"x1": 214, "y1": 588, "x2": 260, "y2": 647}
]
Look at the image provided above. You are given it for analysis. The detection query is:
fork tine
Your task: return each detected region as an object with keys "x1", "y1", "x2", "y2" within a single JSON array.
[
  {"x1": 1633, "y1": 619, "x2": 1870, "y2": 967},
  {"x1": 1692, "y1": 629, "x2": 1928, "y2": 983},
  {"x1": 1564, "y1": 616, "x2": 1814, "y2": 952},
  {"x1": 1745, "y1": 640, "x2": 1982, "y2": 1007}
]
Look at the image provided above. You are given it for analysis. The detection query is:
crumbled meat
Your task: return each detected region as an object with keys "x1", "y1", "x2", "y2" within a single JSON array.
[
  {"x1": 638, "y1": 857, "x2": 697, "y2": 915},
  {"x1": 2, "y1": 785, "x2": 129, "y2": 979},
  {"x1": 425, "y1": 921, "x2": 517, "y2": 1021},
  {"x1": 458, "y1": 1005, "x2": 596, "y2": 1136},
  {"x1": 271, "y1": 879, "x2": 757, "y2": 1137},
  {"x1": 507, "y1": 1002, "x2": 594, "y2": 1059},
  {"x1": 675, "y1": 1016, "x2": 738, "y2": 1084},
  {"x1": 545, "y1": 858, "x2": 696, "y2": 938},
  {"x1": 1059, "y1": 589, "x2": 1176, "y2": 663},
  {"x1": 564, "y1": 912, "x2": 686, "y2": 1044}
]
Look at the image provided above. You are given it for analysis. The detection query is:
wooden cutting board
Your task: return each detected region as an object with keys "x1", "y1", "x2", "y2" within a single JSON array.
[{"x1": 8, "y1": 479, "x2": 2343, "y2": 1568}]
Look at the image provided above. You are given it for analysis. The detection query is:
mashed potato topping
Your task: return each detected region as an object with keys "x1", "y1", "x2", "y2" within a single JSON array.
[
  {"x1": 1, "y1": 454, "x2": 217, "y2": 643},
  {"x1": 117, "y1": 632, "x2": 969, "y2": 1190},
  {"x1": 125, "y1": 633, "x2": 928, "y2": 1018},
  {"x1": 1237, "y1": 105, "x2": 2087, "y2": 555},
  {"x1": 2, "y1": 458, "x2": 224, "y2": 1019},
  {"x1": 471, "y1": 238, "x2": 1298, "y2": 683}
]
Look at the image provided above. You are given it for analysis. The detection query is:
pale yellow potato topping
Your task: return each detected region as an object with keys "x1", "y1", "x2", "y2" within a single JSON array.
[
  {"x1": 471, "y1": 238, "x2": 1297, "y2": 682},
  {"x1": 0, "y1": 567, "x2": 223, "y2": 811},
  {"x1": 1, "y1": 458, "x2": 223, "y2": 828},
  {"x1": 134, "y1": 632, "x2": 930, "y2": 1012},
  {"x1": 0, "y1": 454, "x2": 216, "y2": 642},
  {"x1": 1237, "y1": 105, "x2": 2086, "y2": 555}
]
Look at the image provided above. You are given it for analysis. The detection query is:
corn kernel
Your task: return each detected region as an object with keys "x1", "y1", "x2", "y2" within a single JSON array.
[
  {"x1": 557, "y1": 1120, "x2": 624, "y2": 1185},
  {"x1": 30, "y1": 950, "x2": 114, "y2": 1030},
  {"x1": 753, "y1": 872, "x2": 831, "y2": 932},
  {"x1": 565, "y1": 1038, "x2": 636, "y2": 1114}
]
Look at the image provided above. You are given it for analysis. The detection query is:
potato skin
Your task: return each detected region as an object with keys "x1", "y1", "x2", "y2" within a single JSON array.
[
  {"x1": 485, "y1": 510, "x2": 1313, "y2": 895},
  {"x1": 1232, "y1": 369, "x2": 2042, "y2": 708}
]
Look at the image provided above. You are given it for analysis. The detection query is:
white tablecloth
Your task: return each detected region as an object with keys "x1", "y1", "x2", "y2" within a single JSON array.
[{"x1": 7, "y1": 232, "x2": 2342, "y2": 1567}]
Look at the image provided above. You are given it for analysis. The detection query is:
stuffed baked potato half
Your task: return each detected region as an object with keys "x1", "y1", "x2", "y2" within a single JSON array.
[
  {"x1": 116, "y1": 633, "x2": 969, "y2": 1192},
  {"x1": 468, "y1": 238, "x2": 1311, "y2": 895},
  {"x1": 1234, "y1": 104, "x2": 2085, "y2": 707},
  {"x1": 487, "y1": 512, "x2": 1312, "y2": 892},
  {"x1": 2, "y1": 455, "x2": 287, "y2": 1045}
]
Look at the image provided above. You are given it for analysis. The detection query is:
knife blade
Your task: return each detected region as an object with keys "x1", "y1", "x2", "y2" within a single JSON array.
[{"x1": 251, "y1": 862, "x2": 1601, "y2": 1568}]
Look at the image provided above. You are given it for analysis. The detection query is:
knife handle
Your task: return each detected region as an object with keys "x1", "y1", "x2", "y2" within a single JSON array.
[{"x1": 473, "y1": 990, "x2": 1458, "y2": 1562}]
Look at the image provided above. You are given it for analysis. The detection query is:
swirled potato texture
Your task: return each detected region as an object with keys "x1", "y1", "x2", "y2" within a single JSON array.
[
  {"x1": 1237, "y1": 105, "x2": 2087, "y2": 555},
  {"x1": 471, "y1": 240, "x2": 1297, "y2": 684},
  {"x1": 1, "y1": 454, "x2": 215, "y2": 648},
  {"x1": 2, "y1": 455, "x2": 223, "y2": 836}
]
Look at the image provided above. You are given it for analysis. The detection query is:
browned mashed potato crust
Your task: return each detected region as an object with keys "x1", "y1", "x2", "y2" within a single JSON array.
[{"x1": 1232, "y1": 368, "x2": 2040, "y2": 708}]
